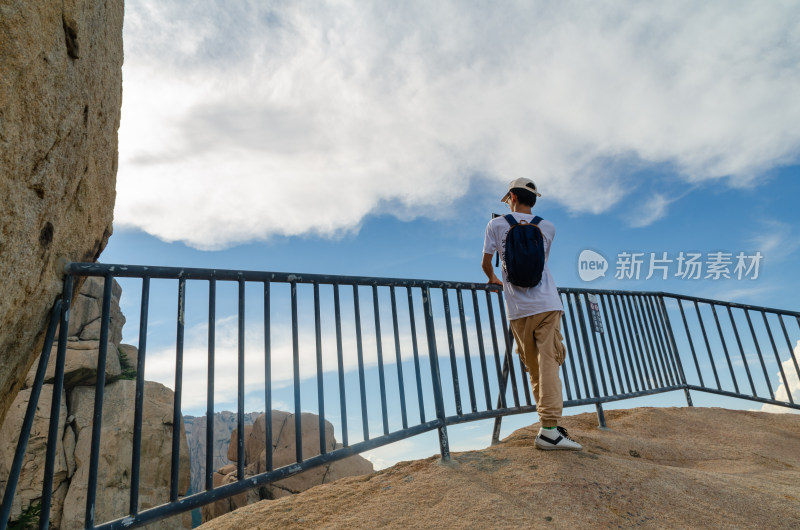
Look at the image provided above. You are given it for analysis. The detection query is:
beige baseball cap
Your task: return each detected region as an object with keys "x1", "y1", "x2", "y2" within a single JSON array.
[{"x1": 501, "y1": 178, "x2": 542, "y2": 202}]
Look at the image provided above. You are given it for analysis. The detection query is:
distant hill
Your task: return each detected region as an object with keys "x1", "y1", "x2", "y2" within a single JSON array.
[{"x1": 198, "y1": 407, "x2": 800, "y2": 529}]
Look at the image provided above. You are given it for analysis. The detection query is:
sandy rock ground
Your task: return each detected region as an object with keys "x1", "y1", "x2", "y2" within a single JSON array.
[{"x1": 198, "y1": 407, "x2": 800, "y2": 529}]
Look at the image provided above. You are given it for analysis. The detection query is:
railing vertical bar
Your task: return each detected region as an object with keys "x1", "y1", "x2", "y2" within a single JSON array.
[
  {"x1": 353, "y1": 285, "x2": 369, "y2": 440},
  {"x1": 694, "y1": 301, "x2": 721, "y2": 390},
  {"x1": 613, "y1": 294, "x2": 641, "y2": 392},
  {"x1": 407, "y1": 287, "x2": 426, "y2": 423},
  {"x1": 728, "y1": 306, "x2": 756, "y2": 396},
  {"x1": 372, "y1": 286, "x2": 390, "y2": 435},
  {"x1": 641, "y1": 295, "x2": 670, "y2": 387},
  {"x1": 659, "y1": 296, "x2": 694, "y2": 406},
  {"x1": 778, "y1": 316, "x2": 800, "y2": 384},
  {"x1": 130, "y1": 276, "x2": 151, "y2": 513},
  {"x1": 390, "y1": 287, "x2": 409, "y2": 429},
  {"x1": 677, "y1": 299, "x2": 704, "y2": 387},
  {"x1": 291, "y1": 282, "x2": 303, "y2": 461},
  {"x1": 264, "y1": 281, "x2": 274, "y2": 469},
  {"x1": 600, "y1": 294, "x2": 628, "y2": 393},
  {"x1": 744, "y1": 309, "x2": 774, "y2": 400},
  {"x1": 577, "y1": 294, "x2": 606, "y2": 427},
  {"x1": 645, "y1": 295, "x2": 676, "y2": 386},
  {"x1": 471, "y1": 290, "x2": 493, "y2": 410},
  {"x1": 492, "y1": 293, "x2": 519, "y2": 408},
  {"x1": 561, "y1": 295, "x2": 580, "y2": 400},
  {"x1": 456, "y1": 289, "x2": 478, "y2": 413},
  {"x1": 237, "y1": 279, "x2": 246, "y2": 480},
  {"x1": 1, "y1": 299, "x2": 61, "y2": 529},
  {"x1": 421, "y1": 286, "x2": 451, "y2": 461},
  {"x1": 566, "y1": 294, "x2": 590, "y2": 398},
  {"x1": 87, "y1": 275, "x2": 115, "y2": 525},
  {"x1": 649, "y1": 296, "x2": 679, "y2": 386},
  {"x1": 560, "y1": 311, "x2": 574, "y2": 401},
  {"x1": 653, "y1": 296, "x2": 685, "y2": 384},
  {"x1": 205, "y1": 278, "x2": 215, "y2": 489},
  {"x1": 762, "y1": 311, "x2": 793, "y2": 404},
  {"x1": 314, "y1": 284, "x2": 327, "y2": 452},
  {"x1": 485, "y1": 291, "x2": 508, "y2": 409},
  {"x1": 632, "y1": 295, "x2": 662, "y2": 389},
  {"x1": 712, "y1": 304, "x2": 739, "y2": 393},
  {"x1": 38, "y1": 275, "x2": 73, "y2": 530},
  {"x1": 620, "y1": 295, "x2": 648, "y2": 390},
  {"x1": 441, "y1": 289, "x2": 463, "y2": 415},
  {"x1": 593, "y1": 294, "x2": 618, "y2": 395},
  {"x1": 498, "y1": 294, "x2": 531, "y2": 406},
  {"x1": 333, "y1": 285, "x2": 348, "y2": 447},
  {"x1": 586, "y1": 295, "x2": 610, "y2": 396}
]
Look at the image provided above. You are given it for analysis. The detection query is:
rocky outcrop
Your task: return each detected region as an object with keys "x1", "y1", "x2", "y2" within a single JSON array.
[
  {"x1": 62, "y1": 380, "x2": 190, "y2": 530},
  {"x1": 183, "y1": 411, "x2": 261, "y2": 495},
  {"x1": 199, "y1": 407, "x2": 800, "y2": 530},
  {"x1": 201, "y1": 411, "x2": 374, "y2": 523},
  {"x1": 0, "y1": 278, "x2": 190, "y2": 529},
  {"x1": 0, "y1": 0, "x2": 123, "y2": 427}
]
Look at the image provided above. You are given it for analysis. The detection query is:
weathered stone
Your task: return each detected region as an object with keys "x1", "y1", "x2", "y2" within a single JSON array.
[
  {"x1": 69, "y1": 278, "x2": 125, "y2": 344},
  {"x1": 68, "y1": 294, "x2": 101, "y2": 337},
  {"x1": 197, "y1": 408, "x2": 800, "y2": 530},
  {"x1": 24, "y1": 341, "x2": 121, "y2": 389},
  {"x1": 62, "y1": 380, "x2": 191, "y2": 530},
  {"x1": 201, "y1": 470, "x2": 260, "y2": 523},
  {"x1": 117, "y1": 344, "x2": 138, "y2": 372},
  {"x1": 227, "y1": 425, "x2": 253, "y2": 464},
  {"x1": 183, "y1": 411, "x2": 260, "y2": 495},
  {"x1": 267, "y1": 413, "x2": 336, "y2": 494},
  {"x1": 202, "y1": 411, "x2": 373, "y2": 523},
  {"x1": 0, "y1": 0, "x2": 123, "y2": 427},
  {"x1": 0, "y1": 385, "x2": 69, "y2": 525}
]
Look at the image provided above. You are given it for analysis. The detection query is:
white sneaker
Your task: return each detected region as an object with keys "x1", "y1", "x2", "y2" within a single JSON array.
[{"x1": 535, "y1": 426, "x2": 583, "y2": 451}]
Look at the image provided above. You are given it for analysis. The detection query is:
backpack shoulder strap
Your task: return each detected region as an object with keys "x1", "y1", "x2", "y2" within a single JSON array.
[
  {"x1": 503, "y1": 214, "x2": 518, "y2": 227},
  {"x1": 532, "y1": 216, "x2": 544, "y2": 225}
]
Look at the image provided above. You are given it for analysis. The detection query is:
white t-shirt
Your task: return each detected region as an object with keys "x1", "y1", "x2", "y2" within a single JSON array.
[{"x1": 483, "y1": 213, "x2": 564, "y2": 320}]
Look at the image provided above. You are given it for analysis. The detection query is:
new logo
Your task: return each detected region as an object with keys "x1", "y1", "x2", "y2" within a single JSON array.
[{"x1": 578, "y1": 250, "x2": 608, "y2": 282}]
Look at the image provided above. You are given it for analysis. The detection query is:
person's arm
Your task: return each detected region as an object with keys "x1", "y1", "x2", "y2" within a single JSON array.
[{"x1": 482, "y1": 253, "x2": 502, "y2": 286}]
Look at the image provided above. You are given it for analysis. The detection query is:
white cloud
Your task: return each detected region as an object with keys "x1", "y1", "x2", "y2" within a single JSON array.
[
  {"x1": 761, "y1": 340, "x2": 800, "y2": 414},
  {"x1": 139, "y1": 303, "x2": 492, "y2": 413},
  {"x1": 747, "y1": 219, "x2": 800, "y2": 262},
  {"x1": 117, "y1": 1, "x2": 800, "y2": 249},
  {"x1": 627, "y1": 193, "x2": 675, "y2": 228}
]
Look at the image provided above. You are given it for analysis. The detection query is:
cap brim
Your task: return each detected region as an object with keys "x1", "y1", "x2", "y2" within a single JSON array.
[{"x1": 500, "y1": 192, "x2": 511, "y2": 203}]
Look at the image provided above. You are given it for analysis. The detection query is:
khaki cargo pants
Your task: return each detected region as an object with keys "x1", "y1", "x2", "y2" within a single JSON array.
[{"x1": 509, "y1": 310, "x2": 566, "y2": 428}]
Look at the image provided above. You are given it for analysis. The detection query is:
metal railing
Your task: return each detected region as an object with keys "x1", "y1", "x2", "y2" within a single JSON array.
[{"x1": 2, "y1": 263, "x2": 798, "y2": 529}]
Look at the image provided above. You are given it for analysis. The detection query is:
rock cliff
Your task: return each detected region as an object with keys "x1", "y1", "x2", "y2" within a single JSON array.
[
  {"x1": 201, "y1": 411, "x2": 373, "y2": 523},
  {"x1": 198, "y1": 407, "x2": 800, "y2": 529},
  {"x1": 0, "y1": 0, "x2": 123, "y2": 427},
  {"x1": 0, "y1": 277, "x2": 190, "y2": 529},
  {"x1": 183, "y1": 411, "x2": 261, "y2": 495}
]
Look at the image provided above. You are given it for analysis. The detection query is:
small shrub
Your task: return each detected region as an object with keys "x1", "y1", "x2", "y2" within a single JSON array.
[
  {"x1": 117, "y1": 348, "x2": 137, "y2": 380},
  {"x1": 8, "y1": 501, "x2": 41, "y2": 529}
]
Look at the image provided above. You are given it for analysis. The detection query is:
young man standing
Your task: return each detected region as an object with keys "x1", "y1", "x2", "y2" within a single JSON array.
[{"x1": 481, "y1": 178, "x2": 582, "y2": 451}]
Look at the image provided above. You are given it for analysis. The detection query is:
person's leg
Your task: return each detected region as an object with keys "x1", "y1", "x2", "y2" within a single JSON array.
[
  {"x1": 512, "y1": 312, "x2": 581, "y2": 450},
  {"x1": 531, "y1": 310, "x2": 565, "y2": 428},
  {"x1": 510, "y1": 315, "x2": 539, "y2": 404}
]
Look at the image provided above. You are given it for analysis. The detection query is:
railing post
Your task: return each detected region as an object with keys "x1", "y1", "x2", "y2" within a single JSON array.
[
  {"x1": 0, "y1": 299, "x2": 62, "y2": 530},
  {"x1": 658, "y1": 296, "x2": 693, "y2": 406},
  {"x1": 577, "y1": 295, "x2": 607, "y2": 429},
  {"x1": 421, "y1": 286, "x2": 450, "y2": 461}
]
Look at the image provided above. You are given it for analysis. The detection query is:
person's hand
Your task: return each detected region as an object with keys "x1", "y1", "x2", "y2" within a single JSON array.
[{"x1": 487, "y1": 275, "x2": 503, "y2": 287}]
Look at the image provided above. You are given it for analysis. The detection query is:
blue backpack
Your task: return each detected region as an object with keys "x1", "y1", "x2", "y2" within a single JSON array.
[{"x1": 502, "y1": 214, "x2": 545, "y2": 287}]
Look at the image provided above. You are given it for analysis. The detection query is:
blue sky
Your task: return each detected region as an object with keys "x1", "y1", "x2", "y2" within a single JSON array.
[{"x1": 104, "y1": 1, "x2": 800, "y2": 468}]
